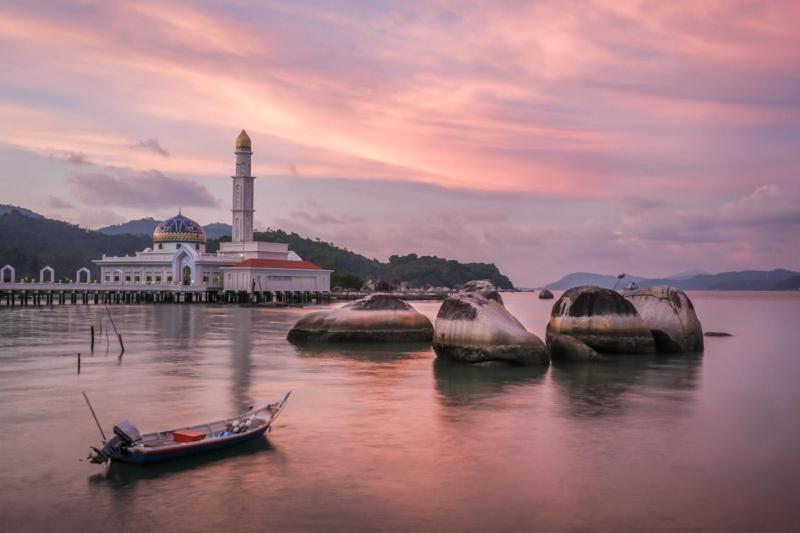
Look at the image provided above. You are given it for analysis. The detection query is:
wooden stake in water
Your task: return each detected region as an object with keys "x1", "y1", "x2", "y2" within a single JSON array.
[
  {"x1": 77, "y1": 352, "x2": 81, "y2": 374},
  {"x1": 90, "y1": 325, "x2": 95, "y2": 352},
  {"x1": 105, "y1": 304, "x2": 124, "y2": 354}
]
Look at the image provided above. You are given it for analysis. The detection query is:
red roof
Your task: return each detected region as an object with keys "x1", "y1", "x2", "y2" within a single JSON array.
[{"x1": 227, "y1": 259, "x2": 325, "y2": 270}]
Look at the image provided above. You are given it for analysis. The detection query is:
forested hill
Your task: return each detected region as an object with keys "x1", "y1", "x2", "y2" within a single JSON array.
[
  {"x1": 0, "y1": 210, "x2": 150, "y2": 281},
  {"x1": 0, "y1": 209, "x2": 514, "y2": 288},
  {"x1": 210, "y1": 232, "x2": 514, "y2": 289}
]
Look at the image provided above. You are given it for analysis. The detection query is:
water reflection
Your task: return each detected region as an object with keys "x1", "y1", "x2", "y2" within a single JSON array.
[
  {"x1": 147, "y1": 306, "x2": 205, "y2": 377},
  {"x1": 292, "y1": 342, "x2": 432, "y2": 364},
  {"x1": 433, "y1": 357, "x2": 547, "y2": 405},
  {"x1": 550, "y1": 353, "x2": 703, "y2": 418},
  {"x1": 230, "y1": 308, "x2": 254, "y2": 411}
]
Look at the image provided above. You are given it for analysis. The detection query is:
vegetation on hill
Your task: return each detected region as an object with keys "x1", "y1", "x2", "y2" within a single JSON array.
[
  {"x1": 382, "y1": 253, "x2": 513, "y2": 289},
  {"x1": 0, "y1": 211, "x2": 150, "y2": 281},
  {"x1": 1, "y1": 210, "x2": 514, "y2": 288},
  {"x1": 210, "y1": 233, "x2": 512, "y2": 289}
]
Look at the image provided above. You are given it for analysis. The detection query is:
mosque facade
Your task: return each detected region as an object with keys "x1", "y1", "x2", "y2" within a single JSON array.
[{"x1": 93, "y1": 131, "x2": 331, "y2": 294}]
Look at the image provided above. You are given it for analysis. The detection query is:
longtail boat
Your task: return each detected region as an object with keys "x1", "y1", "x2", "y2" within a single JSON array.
[{"x1": 87, "y1": 392, "x2": 291, "y2": 465}]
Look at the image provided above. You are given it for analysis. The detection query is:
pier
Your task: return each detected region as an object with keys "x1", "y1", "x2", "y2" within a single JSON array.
[{"x1": 0, "y1": 281, "x2": 331, "y2": 307}]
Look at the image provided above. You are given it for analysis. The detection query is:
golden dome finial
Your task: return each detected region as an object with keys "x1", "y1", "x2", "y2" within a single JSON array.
[{"x1": 235, "y1": 129, "x2": 251, "y2": 151}]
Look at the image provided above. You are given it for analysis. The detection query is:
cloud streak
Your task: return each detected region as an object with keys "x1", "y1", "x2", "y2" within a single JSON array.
[{"x1": 130, "y1": 139, "x2": 169, "y2": 157}]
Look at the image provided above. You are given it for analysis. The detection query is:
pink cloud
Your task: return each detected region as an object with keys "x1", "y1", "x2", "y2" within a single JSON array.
[{"x1": 0, "y1": 1, "x2": 798, "y2": 283}]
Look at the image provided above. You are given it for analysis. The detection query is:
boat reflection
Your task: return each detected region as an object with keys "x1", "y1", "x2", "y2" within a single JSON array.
[
  {"x1": 550, "y1": 352, "x2": 703, "y2": 418},
  {"x1": 433, "y1": 357, "x2": 547, "y2": 406}
]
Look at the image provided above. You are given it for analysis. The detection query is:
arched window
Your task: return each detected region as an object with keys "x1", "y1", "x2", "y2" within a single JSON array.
[{"x1": 235, "y1": 183, "x2": 241, "y2": 206}]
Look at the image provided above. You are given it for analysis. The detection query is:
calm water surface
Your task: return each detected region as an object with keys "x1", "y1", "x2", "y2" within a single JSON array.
[{"x1": 1, "y1": 292, "x2": 799, "y2": 532}]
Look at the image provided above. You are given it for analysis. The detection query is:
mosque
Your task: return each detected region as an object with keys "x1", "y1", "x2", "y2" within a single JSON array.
[{"x1": 94, "y1": 131, "x2": 331, "y2": 294}]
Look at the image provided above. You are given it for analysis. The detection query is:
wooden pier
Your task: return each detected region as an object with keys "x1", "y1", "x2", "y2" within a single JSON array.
[{"x1": 0, "y1": 281, "x2": 331, "y2": 307}]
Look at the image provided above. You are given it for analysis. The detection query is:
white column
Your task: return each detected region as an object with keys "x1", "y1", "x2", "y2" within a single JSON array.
[{"x1": 232, "y1": 139, "x2": 255, "y2": 243}]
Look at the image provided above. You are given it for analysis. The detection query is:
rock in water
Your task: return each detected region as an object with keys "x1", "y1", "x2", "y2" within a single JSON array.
[
  {"x1": 433, "y1": 281, "x2": 549, "y2": 366},
  {"x1": 538, "y1": 289, "x2": 554, "y2": 300},
  {"x1": 287, "y1": 293, "x2": 433, "y2": 343},
  {"x1": 546, "y1": 286, "x2": 655, "y2": 355},
  {"x1": 623, "y1": 286, "x2": 704, "y2": 353},
  {"x1": 548, "y1": 333, "x2": 605, "y2": 362},
  {"x1": 704, "y1": 331, "x2": 732, "y2": 337},
  {"x1": 461, "y1": 279, "x2": 503, "y2": 301}
]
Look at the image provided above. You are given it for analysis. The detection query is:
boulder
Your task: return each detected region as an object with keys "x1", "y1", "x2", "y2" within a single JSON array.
[
  {"x1": 433, "y1": 281, "x2": 548, "y2": 366},
  {"x1": 287, "y1": 293, "x2": 433, "y2": 343},
  {"x1": 548, "y1": 333, "x2": 605, "y2": 362},
  {"x1": 546, "y1": 286, "x2": 655, "y2": 355},
  {"x1": 461, "y1": 279, "x2": 502, "y2": 302},
  {"x1": 623, "y1": 286, "x2": 704, "y2": 353},
  {"x1": 538, "y1": 289, "x2": 554, "y2": 300}
]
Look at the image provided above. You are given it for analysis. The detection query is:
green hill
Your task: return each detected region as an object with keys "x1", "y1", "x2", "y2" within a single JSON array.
[
  {"x1": 0, "y1": 210, "x2": 514, "y2": 288},
  {"x1": 0, "y1": 210, "x2": 150, "y2": 281}
]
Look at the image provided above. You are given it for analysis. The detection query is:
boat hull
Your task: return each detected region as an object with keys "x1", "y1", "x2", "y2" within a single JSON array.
[
  {"x1": 90, "y1": 392, "x2": 291, "y2": 466},
  {"x1": 109, "y1": 425, "x2": 269, "y2": 465}
]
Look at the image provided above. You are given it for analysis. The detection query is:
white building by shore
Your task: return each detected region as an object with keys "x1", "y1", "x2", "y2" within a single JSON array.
[{"x1": 94, "y1": 130, "x2": 331, "y2": 293}]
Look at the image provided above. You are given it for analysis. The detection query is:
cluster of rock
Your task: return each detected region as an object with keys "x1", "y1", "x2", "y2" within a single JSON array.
[
  {"x1": 287, "y1": 293, "x2": 433, "y2": 343},
  {"x1": 287, "y1": 280, "x2": 705, "y2": 367},
  {"x1": 545, "y1": 285, "x2": 704, "y2": 361}
]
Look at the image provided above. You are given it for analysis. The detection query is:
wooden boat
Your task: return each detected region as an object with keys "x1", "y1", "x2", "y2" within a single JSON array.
[{"x1": 89, "y1": 392, "x2": 291, "y2": 465}]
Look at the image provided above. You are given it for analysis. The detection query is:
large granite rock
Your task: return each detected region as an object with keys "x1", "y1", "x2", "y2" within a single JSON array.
[
  {"x1": 623, "y1": 286, "x2": 704, "y2": 353},
  {"x1": 548, "y1": 333, "x2": 605, "y2": 362},
  {"x1": 538, "y1": 289, "x2": 554, "y2": 300},
  {"x1": 546, "y1": 286, "x2": 655, "y2": 355},
  {"x1": 287, "y1": 293, "x2": 433, "y2": 343},
  {"x1": 433, "y1": 281, "x2": 549, "y2": 366}
]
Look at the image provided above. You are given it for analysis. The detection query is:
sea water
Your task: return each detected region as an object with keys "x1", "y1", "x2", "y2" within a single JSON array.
[{"x1": 0, "y1": 292, "x2": 798, "y2": 532}]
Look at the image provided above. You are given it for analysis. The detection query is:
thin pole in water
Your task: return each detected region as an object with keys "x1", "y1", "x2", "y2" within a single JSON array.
[
  {"x1": 82, "y1": 391, "x2": 107, "y2": 442},
  {"x1": 105, "y1": 304, "x2": 124, "y2": 353}
]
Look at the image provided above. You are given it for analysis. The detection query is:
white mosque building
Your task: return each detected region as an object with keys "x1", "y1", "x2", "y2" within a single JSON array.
[{"x1": 94, "y1": 130, "x2": 331, "y2": 294}]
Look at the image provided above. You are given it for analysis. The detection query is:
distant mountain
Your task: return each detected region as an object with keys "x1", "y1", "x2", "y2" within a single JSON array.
[
  {"x1": 203, "y1": 223, "x2": 231, "y2": 239},
  {"x1": 676, "y1": 269, "x2": 798, "y2": 291},
  {"x1": 544, "y1": 272, "x2": 672, "y2": 290},
  {"x1": 98, "y1": 217, "x2": 159, "y2": 236},
  {"x1": 773, "y1": 275, "x2": 800, "y2": 290},
  {"x1": 0, "y1": 204, "x2": 42, "y2": 219},
  {"x1": 544, "y1": 269, "x2": 800, "y2": 291},
  {"x1": 99, "y1": 218, "x2": 231, "y2": 239},
  {"x1": 669, "y1": 269, "x2": 710, "y2": 281}
]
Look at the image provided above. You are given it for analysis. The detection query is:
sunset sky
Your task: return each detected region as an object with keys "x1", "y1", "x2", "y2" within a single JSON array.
[{"x1": 1, "y1": 1, "x2": 798, "y2": 285}]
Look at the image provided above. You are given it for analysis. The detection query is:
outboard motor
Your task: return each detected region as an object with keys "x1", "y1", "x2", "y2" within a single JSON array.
[{"x1": 113, "y1": 420, "x2": 142, "y2": 446}]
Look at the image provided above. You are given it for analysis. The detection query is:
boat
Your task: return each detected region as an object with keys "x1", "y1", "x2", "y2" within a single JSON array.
[{"x1": 88, "y1": 392, "x2": 291, "y2": 465}]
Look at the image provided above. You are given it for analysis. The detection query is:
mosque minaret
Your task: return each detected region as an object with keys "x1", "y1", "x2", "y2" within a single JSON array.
[
  {"x1": 232, "y1": 130, "x2": 255, "y2": 243},
  {"x1": 90, "y1": 130, "x2": 332, "y2": 295}
]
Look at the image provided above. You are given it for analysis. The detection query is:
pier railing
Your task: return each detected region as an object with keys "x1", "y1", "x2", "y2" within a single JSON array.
[{"x1": 0, "y1": 281, "x2": 211, "y2": 292}]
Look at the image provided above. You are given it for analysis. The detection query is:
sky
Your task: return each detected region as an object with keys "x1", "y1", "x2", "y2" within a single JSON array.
[{"x1": 0, "y1": 0, "x2": 798, "y2": 286}]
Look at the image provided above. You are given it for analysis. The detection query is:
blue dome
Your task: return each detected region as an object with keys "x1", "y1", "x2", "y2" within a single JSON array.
[{"x1": 153, "y1": 213, "x2": 206, "y2": 243}]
